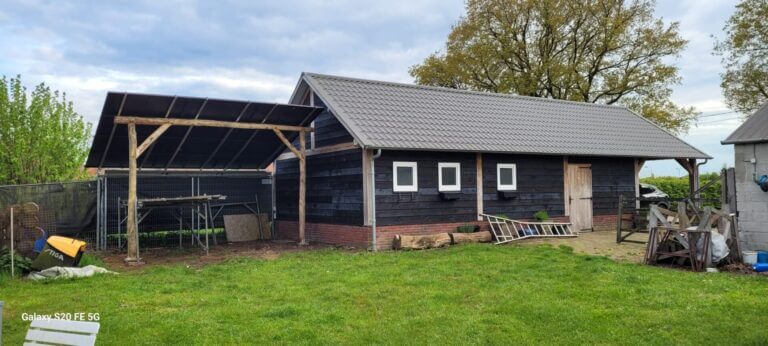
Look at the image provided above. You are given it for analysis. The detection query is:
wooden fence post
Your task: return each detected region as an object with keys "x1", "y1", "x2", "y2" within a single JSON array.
[{"x1": 126, "y1": 123, "x2": 139, "y2": 263}]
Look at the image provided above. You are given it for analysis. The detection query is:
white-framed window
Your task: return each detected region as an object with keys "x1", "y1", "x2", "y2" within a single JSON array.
[
  {"x1": 438, "y1": 162, "x2": 461, "y2": 192},
  {"x1": 497, "y1": 163, "x2": 517, "y2": 191},
  {"x1": 393, "y1": 161, "x2": 418, "y2": 192}
]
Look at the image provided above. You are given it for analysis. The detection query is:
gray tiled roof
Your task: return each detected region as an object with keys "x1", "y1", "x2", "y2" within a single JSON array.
[
  {"x1": 722, "y1": 103, "x2": 768, "y2": 144},
  {"x1": 302, "y1": 73, "x2": 710, "y2": 159}
]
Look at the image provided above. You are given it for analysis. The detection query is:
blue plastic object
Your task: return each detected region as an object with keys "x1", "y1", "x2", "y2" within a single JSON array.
[
  {"x1": 754, "y1": 263, "x2": 768, "y2": 273},
  {"x1": 758, "y1": 251, "x2": 768, "y2": 264},
  {"x1": 758, "y1": 175, "x2": 768, "y2": 192},
  {"x1": 33, "y1": 229, "x2": 48, "y2": 253}
]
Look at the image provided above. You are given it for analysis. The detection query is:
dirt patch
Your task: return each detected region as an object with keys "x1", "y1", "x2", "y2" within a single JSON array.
[
  {"x1": 98, "y1": 241, "x2": 349, "y2": 272},
  {"x1": 513, "y1": 230, "x2": 648, "y2": 263}
]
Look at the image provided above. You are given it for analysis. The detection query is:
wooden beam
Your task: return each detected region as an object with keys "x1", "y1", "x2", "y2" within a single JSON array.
[
  {"x1": 675, "y1": 158, "x2": 693, "y2": 174},
  {"x1": 563, "y1": 156, "x2": 570, "y2": 216},
  {"x1": 115, "y1": 116, "x2": 314, "y2": 133},
  {"x1": 272, "y1": 129, "x2": 303, "y2": 159},
  {"x1": 476, "y1": 152, "x2": 483, "y2": 221},
  {"x1": 689, "y1": 158, "x2": 700, "y2": 207},
  {"x1": 136, "y1": 124, "x2": 171, "y2": 158},
  {"x1": 362, "y1": 149, "x2": 372, "y2": 225},
  {"x1": 634, "y1": 159, "x2": 644, "y2": 209},
  {"x1": 298, "y1": 131, "x2": 307, "y2": 245},
  {"x1": 277, "y1": 142, "x2": 359, "y2": 160},
  {"x1": 126, "y1": 123, "x2": 140, "y2": 264}
]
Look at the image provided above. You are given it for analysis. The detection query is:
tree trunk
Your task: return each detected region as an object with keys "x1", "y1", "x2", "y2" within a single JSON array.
[
  {"x1": 393, "y1": 233, "x2": 452, "y2": 250},
  {"x1": 450, "y1": 231, "x2": 492, "y2": 244}
]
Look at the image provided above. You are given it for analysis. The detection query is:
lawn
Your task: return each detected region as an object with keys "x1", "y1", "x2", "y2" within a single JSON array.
[{"x1": 1, "y1": 244, "x2": 767, "y2": 344}]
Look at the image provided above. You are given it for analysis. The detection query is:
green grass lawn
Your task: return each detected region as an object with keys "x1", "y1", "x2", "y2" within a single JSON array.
[{"x1": 1, "y1": 244, "x2": 767, "y2": 344}]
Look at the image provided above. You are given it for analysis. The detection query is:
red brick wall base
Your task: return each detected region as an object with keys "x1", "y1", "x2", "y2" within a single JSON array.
[
  {"x1": 275, "y1": 221, "x2": 371, "y2": 249},
  {"x1": 592, "y1": 214, "x2": 618, "y2": 231},
  {"x1": 276, "y1": 214, "x2": 615, "y2": 250}
]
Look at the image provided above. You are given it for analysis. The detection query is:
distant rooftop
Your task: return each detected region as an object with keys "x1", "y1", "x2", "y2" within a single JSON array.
[{"x1": 722, "y1": 104, "x2": 768, "y2": 145}]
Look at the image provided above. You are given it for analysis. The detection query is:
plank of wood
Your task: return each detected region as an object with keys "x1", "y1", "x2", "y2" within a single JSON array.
[
  {"x1": 25, "y1": 329, "x2": 97, "y2": 346},
  {"x1": 114, "y1": 116, "x2": 314, "y2": 132},
  {"x1": 476, "y1": 152, "x2": 483, "y2": 220},
  {"x1": 30, "y1": 319, "x2": 100, "y2": 334}
]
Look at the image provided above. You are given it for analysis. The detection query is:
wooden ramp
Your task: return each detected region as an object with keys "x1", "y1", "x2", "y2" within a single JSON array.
[{"x1": 480, "y1": 214, "x2": 577, "y2": 244}]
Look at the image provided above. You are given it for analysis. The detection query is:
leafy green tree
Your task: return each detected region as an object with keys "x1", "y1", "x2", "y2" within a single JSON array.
[
  {"x1": 714, "y1": 0, "x2": 768, "y2": 115},
  {"x1": 0, "y1": 76, "x2": 92, "y2": 185},
  {"x1": 410, "y1": 0, "x2": 697, "y2": 134}
]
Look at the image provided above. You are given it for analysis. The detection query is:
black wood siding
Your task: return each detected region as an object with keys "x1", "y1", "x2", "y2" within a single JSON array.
[
  {"x1": 312, "y1": 96, "x2": 355, "y2": 147},
  {"x1": 375, "y1": 151, "x2": 477, "y2": 226},
  {"x1": 570, "y1": 157, "x2": 635, "y2": 215},
  {"x1": 275, "y1": 148, "x2": 364, "y2": 225},
  {"x1": 483, "y1": 154, "x2": 566, "y2": 219},
  {"x1": 293, "y1": 93, "x2": 355, "y2": 149}
]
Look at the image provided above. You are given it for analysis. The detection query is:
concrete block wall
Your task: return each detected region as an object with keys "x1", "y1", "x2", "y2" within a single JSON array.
[{"x1": 734, "y1": 143, "x2": 768, "y2": 251}]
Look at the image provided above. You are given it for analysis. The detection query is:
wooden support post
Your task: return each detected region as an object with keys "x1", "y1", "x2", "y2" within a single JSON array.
[
  {"x1": 476, "y1": 152, "x2": 483, "y2": 220},
  {"x1": 126, "y1": 123, "x2": 140, "y2": 263},
  {"x1": 298, "y1": 131, "x2": 307, "y2": 245},
  {"x1": 563, "y1": 156, "x2": 570, "y2": 216},
  {"x1": 634, "y1": 159, "x2": 644, "y2": 209},
  {"x1": 689, "y1": 158, "x2": 700, "y2": 208}
]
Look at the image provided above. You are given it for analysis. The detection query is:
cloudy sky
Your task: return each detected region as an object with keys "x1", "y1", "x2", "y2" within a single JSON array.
[{"x1": 0, "y1": 0, "x2": 742, "y2": 176}]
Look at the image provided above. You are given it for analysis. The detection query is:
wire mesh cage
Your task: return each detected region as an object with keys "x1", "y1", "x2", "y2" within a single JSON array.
[
  {"x1": 0, "y1": 181, "x2": 96, "y2": 257},
  {"x1": 98, "y1": 170, "x2": 273, "y2": 251}
]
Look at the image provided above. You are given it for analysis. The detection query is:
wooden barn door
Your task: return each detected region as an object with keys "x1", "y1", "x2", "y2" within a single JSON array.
[{"x1": 568, "y1": 164, "x2": 593, "y2": 232}]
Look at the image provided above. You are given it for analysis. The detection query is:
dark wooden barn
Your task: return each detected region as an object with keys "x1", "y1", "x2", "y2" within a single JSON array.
[{"x1": 275, "y1": 73, "x2": 710, "y2": 250}]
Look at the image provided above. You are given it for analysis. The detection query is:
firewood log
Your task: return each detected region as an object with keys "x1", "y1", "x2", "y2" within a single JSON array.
[
  {"x1": 450, "y1": 231, "x2": 492, "y2": 244},
  {"x1": 393, "y1": 233, "x2": 452, "y2": 250}
]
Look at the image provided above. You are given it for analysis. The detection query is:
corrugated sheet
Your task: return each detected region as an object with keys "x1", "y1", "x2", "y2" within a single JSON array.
[
  {"x1": 303, "y1": 73, "x2": 709, "y2": 159},
  {"x1": 86, "y1": 92, "x2": 322, "y2": 169},
  {"x1": 722, "y1": 103, "x2": 768, "y2": 144}
]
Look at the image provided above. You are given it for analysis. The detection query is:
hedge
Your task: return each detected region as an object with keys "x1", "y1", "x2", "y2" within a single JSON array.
[{"x1": 640, "y1": 172, "x2": 721, "y2": 202}]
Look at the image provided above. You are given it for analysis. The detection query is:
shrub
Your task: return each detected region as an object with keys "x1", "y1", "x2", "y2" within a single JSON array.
[
  {"x1": 0, "y1": 246, "x2": 33, "y2": 276},
  {"x1": 456, "y1": 224, "x2": 477, "y2": 233},
  {"x1": 533, "y1": 210, "x2": 550, "y2": 222}
]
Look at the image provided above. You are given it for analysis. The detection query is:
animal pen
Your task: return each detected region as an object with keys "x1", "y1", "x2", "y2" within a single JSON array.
[
  {"x1": 85, "y1": 92, "x2": 322, "y2": 263},
  {"x1": 94, "y1": 170, "x2": 273, "y2": 252}
]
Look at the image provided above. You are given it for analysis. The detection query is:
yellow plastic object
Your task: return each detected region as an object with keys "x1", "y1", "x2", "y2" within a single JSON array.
[{"x1": 46, "y1": 236, "x2": 87, "y2": 258}]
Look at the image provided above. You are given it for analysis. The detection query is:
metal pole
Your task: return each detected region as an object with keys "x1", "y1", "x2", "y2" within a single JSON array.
[
  {"x1": 97, "y1": 177, "x2": 101, "y2": 251},
  {"x1": 135, "y1": 198, "x2": 140, "y2": 261},
  {"x1": 117, "y1": 197, "x2": 122, "y2": 249},
  {"x1": 10, "y1": 207, "x2": 14, "y2": 277},
  {"x1": 103, "y1": 176, "x2": 108, "y2": 250},
  {"x1": 204, "y1": 201, "x2": 209, "y2": 255},
  {"x1": 0, "y1": 300, "x2": 4, "y2": 342},
  {"x1": 178, "y1": 208, "x2": 182, "y2": 249}
]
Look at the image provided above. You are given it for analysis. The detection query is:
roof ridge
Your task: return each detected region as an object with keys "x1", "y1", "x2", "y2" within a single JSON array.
[{"x1": 302, "y1": 72, "x2": 628, "y2": 111}]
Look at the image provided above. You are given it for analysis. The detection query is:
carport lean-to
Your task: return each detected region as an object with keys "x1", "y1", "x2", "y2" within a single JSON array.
[{"x1": 86, "y1": 92, "x2": 322, "y2": 263}]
